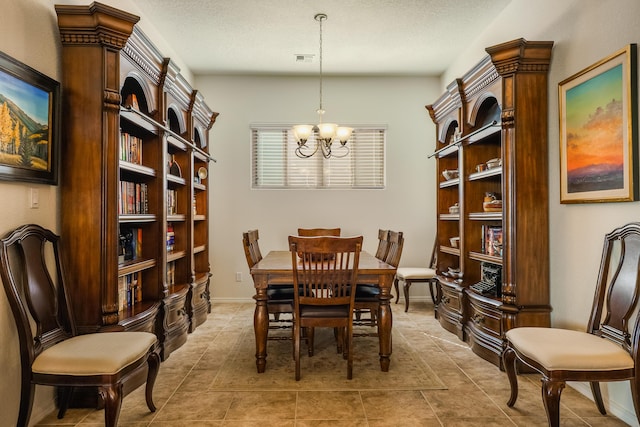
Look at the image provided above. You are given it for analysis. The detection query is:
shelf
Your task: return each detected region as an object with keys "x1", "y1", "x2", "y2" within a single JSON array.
[
  {"x1": 430, "y1": 143, "x2": 459, "y2": 159},
  {"x1": 469, "y1": 251, "x2": 503, "y2": 265},
  {"x1": 439, "y1": 213, "x2": 460, "y2": 221},
  {"x1": 167, "y1": 133, "x2": 189, "y2": 151},
  {"x1": 440, "y1": 178, "x2": 460, "y2": 188},
  {"x1": 119, "y1": 299, "x2": 161, "y2": 322},
  {"x1": 194, "y1": 182, "x2": 206, "y2": 191},
  {"x1": 120, "y1": 161, "x2": 156, "y2": 177},
  {"x1": 194, "y1": 214, "x2": 206, "y2": 221},
  {"x1": 119, "y1": 214, "x2": 157, "y2": 223},
  {"x1": 440, "y1": 245, "x2": 461, "y2": 256},
  {"x1": 463, "y1": 121, "x2": 500, "y2": 145},
  {"x1": 468, "y1": 167, "x2": 502, "y2": 181},
  {"x1": 167, "y1": 174, "x2": 186, "y2": 186},
  {"x1": 194, "y1": 244, "x2": 206, "y2": 254},
  {"x1": 120, "y1": 108, "x2": 161, "y2": 134},
  {"x1": 469, "y1": 212, "x2": 502, "y2": 221},
  {"x1": 118, "y1": 258, "x2": 157, "y2": 276},
  {"x1": 167, "y1": 250, "x2": 188, "y2": 262},
  {"x1": 167, "y1": 214, "x2": 187, "y2": 222}
]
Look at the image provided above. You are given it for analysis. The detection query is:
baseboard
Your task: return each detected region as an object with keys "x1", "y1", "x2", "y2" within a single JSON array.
[{"x1": 569, "y1": 382, "x2": 639, "y2": 426}]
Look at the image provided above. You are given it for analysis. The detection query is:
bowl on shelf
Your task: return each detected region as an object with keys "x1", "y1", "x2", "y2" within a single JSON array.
[
  {"x1": 486, "y1": 158, "x2": 502, "y2": 169},
  {"x1": 442, "y1": 169, "x2": 459, "y2": 180}
]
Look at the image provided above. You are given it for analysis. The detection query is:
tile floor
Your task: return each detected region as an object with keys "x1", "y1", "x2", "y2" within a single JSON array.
[{"x1": 36, "y1": 301, "x2": 629, "y2": 426}]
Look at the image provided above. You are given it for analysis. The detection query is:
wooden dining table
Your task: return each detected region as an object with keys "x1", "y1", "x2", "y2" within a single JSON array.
[{"x1": 250, "y1": 250, "x2": 397, "y2": 373}]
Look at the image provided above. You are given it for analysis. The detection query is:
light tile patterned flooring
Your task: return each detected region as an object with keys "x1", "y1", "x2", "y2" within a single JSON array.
[{"x1": 36, "y1": 301, "x2": 629, "y2": 426}]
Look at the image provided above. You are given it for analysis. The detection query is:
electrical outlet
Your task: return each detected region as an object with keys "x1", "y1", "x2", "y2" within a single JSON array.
[{"x1": 235, "y1": 272, "x2": 242, "y2": 282}]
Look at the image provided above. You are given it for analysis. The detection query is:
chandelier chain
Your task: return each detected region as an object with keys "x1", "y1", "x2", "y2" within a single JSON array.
[{"x1": 317, "y1": 13, "x2": 325, "y2": 116}]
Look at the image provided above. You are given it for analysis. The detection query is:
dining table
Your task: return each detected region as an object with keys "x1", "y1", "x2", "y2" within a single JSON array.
[{"x1": 250, "y1": 249, "x2": 397, "y2": 373}]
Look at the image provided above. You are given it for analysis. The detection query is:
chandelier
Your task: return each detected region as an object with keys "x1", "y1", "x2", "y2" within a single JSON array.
[{"x1": 292, "y1": 13, "x2": 353, "y2": 159}]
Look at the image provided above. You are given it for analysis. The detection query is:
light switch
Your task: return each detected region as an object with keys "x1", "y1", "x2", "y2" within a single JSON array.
[{"x1": 30, "y1": 188, "x2": 39, "y2": 209}]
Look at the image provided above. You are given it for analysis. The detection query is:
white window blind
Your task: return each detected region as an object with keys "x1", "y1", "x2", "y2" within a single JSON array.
[{"x1": 251, "y1": 125, "x2": 386, "y2": 189}]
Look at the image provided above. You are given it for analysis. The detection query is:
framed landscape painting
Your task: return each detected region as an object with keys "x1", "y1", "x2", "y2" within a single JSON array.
[
  {"x1": 558, "y1": 44, "x2": 638, "y2": 203},
  {"x1": 0, "y1": 51, "x2": 60, "y2": 185}
]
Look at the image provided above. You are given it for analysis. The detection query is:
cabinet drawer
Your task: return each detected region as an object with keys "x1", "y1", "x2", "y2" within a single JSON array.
[
  {"x1": 440, "y1": 286, "x2": 462, "y2": 313},
  {"x1": 467, "y1": 292, "x2": 502, "y2": 339}
]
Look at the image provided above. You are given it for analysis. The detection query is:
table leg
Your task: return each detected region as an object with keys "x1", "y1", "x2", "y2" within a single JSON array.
[
  {"x1": 253, "y1": 276, "x2": 269, "y2": 373},
  {"x1": 377, "y1": 275, "x2": 393, "y2": 371}
]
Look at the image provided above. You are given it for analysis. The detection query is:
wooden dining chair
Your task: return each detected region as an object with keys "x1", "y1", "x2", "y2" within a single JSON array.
[
  {"x1": 374, "y1": 229, "x2": 390, "y2": 260},
  {"x1": 355, "y1": 231, "x2": 404, "y2": 329},
  {"x1": 503, "y1": 222, "x2": 640, "y2": 426},
  {"x1": 297, "y1": 227, "x2": 341, "y2": 237},
  {"x1": 394, "y1": 238, "x2": 438, "y2": 312},
  {"x1": 289, "y1": 235, "x2": 363, "y2": 380},
  {"x1": 0, "y1": 224, "x2": 160, "y2": 427},
  {"x1": 242, "y1": 229, "x2": 294, "y2": 329}
]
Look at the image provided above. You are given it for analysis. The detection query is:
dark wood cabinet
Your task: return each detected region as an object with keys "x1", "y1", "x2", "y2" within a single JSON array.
[
  {"x1": 56, "y1": 3, "x2": 217, "y2": 360},
  {"x1": 426, "y1": 38, "x2": 553, "y2": 368}
]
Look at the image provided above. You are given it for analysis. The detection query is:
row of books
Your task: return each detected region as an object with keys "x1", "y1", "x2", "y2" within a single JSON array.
[
  {"x1": 167, "y1": 189, "x2": 178, "y2": 215},
  {"x1": 119, "y1": 227, "x2": 143, "y2": 262},
  {"x1": 120, "y1": 132, "x2": 143, "y2": 165},
  {"x1": 167, "y1": 223, "x2": 175, "y2": 252},
  {"x1": 118, "y1": 272, "x2": 142, "y2": 311},
  {"x1": 481, "y1": 225, "x2": 503, "y2": 257},
  {"x1": 167, "y1": 262, "x2": 176, "y2": 287},
  {"x1": 119, "y1": 181, "x2": 149, "y2": 215}
]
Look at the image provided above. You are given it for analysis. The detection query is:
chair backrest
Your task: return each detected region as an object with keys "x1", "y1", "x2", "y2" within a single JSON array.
[
  {"x1": 242, "y1": 229, "x2": 262, "y2": 269},
  {"x1": 375, "y1": 229, "x2": 390, "y2": 260},
  {"x1": 0, "y1": 224, "x2": 75, "y2": 370},
  {"x1": 588, "y1": 222, "x2": 640, "y2": 353},
  {"x1": 297, "y1": 228, "x2": 341, "y2": 237},
  {"x1": 429, "y1": 237, "x2": 438, "y2": 269},
  {"x1": 288, "y1": 235, "x2": 362, "y2": 308},
  {"x1": 384, "y1": 230, "x2": 404, "y2": 268}
]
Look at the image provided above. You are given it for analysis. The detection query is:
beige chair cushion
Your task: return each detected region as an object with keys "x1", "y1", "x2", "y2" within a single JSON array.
[
  {"x1": 506, "y1": 327, "x2": 633, "y2": 371},
  {"x1": 32, "y1": 332, "x2": 157, "y2": 376},
  {"x1": 396, "y1": 267, "x2": 436, "y2": 280}
]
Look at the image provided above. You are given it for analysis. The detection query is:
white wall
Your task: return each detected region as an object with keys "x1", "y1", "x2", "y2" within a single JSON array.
[
  {"x1": 442, "y1": 0, "x2": 640, "y2": 424},
  {"x1": 195, "y1": 74, "x2": 439, "y2": 300}
]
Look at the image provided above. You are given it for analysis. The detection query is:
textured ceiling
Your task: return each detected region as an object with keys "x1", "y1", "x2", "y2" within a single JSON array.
[{"x1": 135, "y1": 0, "x2": 510, "y2": 76}]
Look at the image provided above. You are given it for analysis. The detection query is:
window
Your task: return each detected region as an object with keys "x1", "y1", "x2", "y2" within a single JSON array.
[{"x1": 251, "y1": 124, "x2": 385, "y2": 189}]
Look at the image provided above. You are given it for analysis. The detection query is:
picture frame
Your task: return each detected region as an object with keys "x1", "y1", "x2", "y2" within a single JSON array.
[
  {"x1": 0, "y1": 50, "x2": 60, "y2": 185},
  {"x1": 558, "y1": 44, "x2": 638, "y2": 203}
]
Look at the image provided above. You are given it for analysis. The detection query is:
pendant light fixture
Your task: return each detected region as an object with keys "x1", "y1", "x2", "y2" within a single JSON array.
[{"x1": 292, "y1": 13, "x2": 353, "y2": 159}]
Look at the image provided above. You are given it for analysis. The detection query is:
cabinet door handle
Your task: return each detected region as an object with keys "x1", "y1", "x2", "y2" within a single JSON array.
[
  {"x1": 441, "y1": 296, "x2": 450, "y2": 305},
  {"x1": 472, "y1": 314, "x2": 485, "y2": 324}
]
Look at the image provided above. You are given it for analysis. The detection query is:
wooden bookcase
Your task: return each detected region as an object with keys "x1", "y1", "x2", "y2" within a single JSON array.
[
  {"x1": 426, "y1": 38, "x2": 553, "y2": 368},
  {"x1": 56, "y1": 3, "x2": 217, "y2": 361}
]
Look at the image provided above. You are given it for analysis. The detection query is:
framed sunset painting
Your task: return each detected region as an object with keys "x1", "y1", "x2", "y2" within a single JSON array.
[{"x1": 559, "y1": 44, "x2": 638, "y2": 203}]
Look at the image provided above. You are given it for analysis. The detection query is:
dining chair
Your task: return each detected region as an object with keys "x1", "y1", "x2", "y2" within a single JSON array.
[
  {"x1": 288, "y1": 235, "x2": 363, "y2": 380},
  {"x1": 0, "y1": 224, "x2": 160, "y2": 427},
  {"x1": 503, "y1": 222, "x2": 640, "y2": 426},
  {"x1": 297, "y1": 227, "x2": 341, "y2": 237},
  {"x1": 355, "y1": 231, "x2": 404, "y2": 329},
  {"x1": 242, "y1": 229, "x2": 294, "y2": 329},
  {"x1": 394, "y1": 238, "x2": 438, "y2": 312},
  {"x1": 374, "y1": 229, "x2": 390, "y2": 260}
]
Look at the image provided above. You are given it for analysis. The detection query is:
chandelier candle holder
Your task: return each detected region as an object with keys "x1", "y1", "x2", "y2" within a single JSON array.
[{"x1": 293, "y1": 13, "x2": 353, "y2": 159}]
